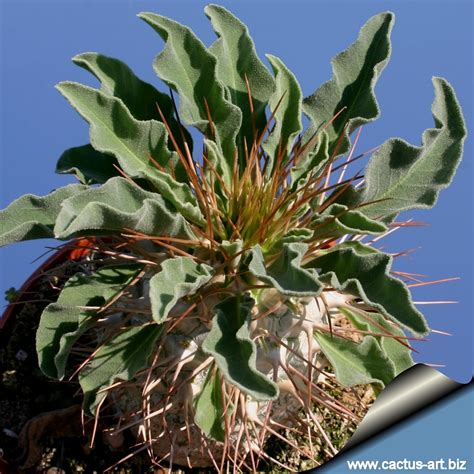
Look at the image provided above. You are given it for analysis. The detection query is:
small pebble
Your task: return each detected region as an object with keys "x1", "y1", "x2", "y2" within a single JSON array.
[
  {"x1": 46, "y1": 468, "x2": 66, "y2": 474},
  {"x1": 15, "y1": 349, "x2": 28, "y2": 361},
  {"x1": 2, "y1": 428, "x2": 18, "y2": 438},
  {"x1": 102, "y1": 429, "x2": 125, "y2": 449}
]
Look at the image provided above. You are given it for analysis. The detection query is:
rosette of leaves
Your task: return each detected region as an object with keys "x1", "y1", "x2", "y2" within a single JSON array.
[{"x1": 0, "y1": 4, "x2": 466, "y2": 471}]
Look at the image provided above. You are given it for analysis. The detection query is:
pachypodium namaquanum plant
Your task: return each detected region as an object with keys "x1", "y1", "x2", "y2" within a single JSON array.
[{"x1": 0, "y1": 4, "x2": 467, "y2": 472}]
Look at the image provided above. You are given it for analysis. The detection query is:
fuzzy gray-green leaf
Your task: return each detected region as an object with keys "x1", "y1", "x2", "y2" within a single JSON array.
[
  {"x1": 359, "y1": 77, "x2": 467, "y2": 220},
  {"x1": 263, "y1": 54, "x2": 303, "y2": 172},
  {"x1": 202, "y1": 296, "x2": 278, "y2": 400},
  {"x1": 149, "y1": 256, "x2": 214, "y2": 323},
  {"x1": 194, "y1": 371, "x2": 225, "y2": 442},
  {"x1": 315, "y1": 333, "x2": 395, "y2": 388},
  {"x1": 290, "y1": 130, "x2": 329, "y2": 189},
  {"x1": 36, "y1": 265, "x2": 141, "y2": 380},
  {"x1": 311, "y1": 203, "x2": 387, "y2": 239},
  {"x1": 341, "y1": 307, "x2": 413, "y2": 375},
  {"x1": 204, "y1": 138, "x2": 232, "y2": 189},
  {"x1": 57, "y1": 81, "x2": 174, "y2": 175},
  {"x1": 249, "y1": 242, "x2": 322, "y2": 297},
  {"x1": 54, "y1": 177, "x2": 193, "y2": 239},
  {"x1": 80, "y1": 324, "x2": 161, "y2": 417},
  {"x1": 147, "y1": 169, "x2": 205, "y2": 226},
  {"x1": 303, "y1": 12, "x2": 394, "y2": 157},
  {"x1": 139, "y1": 12, "x2": 241, "y2": 160},
  {"x1": 205, "y1": 4, "x2": 274, "y2": 154},
  {"x1": 270, "y1": 228, "x2": 314, "y2": 252},
  {"x1": 56, "y1": 81, "x2": 203, "y2": 224},
  {"x1": 0, "y1": 184, "x2": 85, "y2": 246},
  {"x1": 73, "y1": 52, "x2": 175, "y2": 122},
  {"x1": 56, "y1": 144, "x2": 120, "y2": 184},
  {"x1": 309, "y1": 242, "x2": 428, "y2": 335},
  {"x1": 72, "y1": 52, "x2": 192, "y2": 156}
]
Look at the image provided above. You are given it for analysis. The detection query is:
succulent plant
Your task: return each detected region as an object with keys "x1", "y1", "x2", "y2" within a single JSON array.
[{"x1": 0, "y1": 4, "x2": 466, "y2": 471}]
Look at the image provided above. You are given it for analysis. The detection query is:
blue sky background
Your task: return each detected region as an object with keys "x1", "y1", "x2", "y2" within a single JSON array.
[{"x1": 0, "y1": 0, "x2": 472, "y2": 382}]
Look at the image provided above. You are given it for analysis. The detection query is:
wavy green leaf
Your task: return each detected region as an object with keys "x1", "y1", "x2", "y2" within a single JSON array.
[
  {"x1": 149, "y1": 256, "x2": 214, "y2": 323},
  {"x1": 263, "y1": 54, "x2": 302, "y2": 172},
  {"x1": 54, "y1": 177, "x2": 194, "y2": 239},
  {"x1": 37, "y1": 305, "x2": 93, "y2": 379},
  {"x1": 311, "y1": 203, "x2": 387, "y2": 239},
  {"x1": 204, "y1": 138, "x2": 232, "y2": 189},
  {"x1": 73, "y1": 51, "x2": 174, "y2": 122},
  {"x1": 79, "y1": 324, "x2": 161, "y2": 417},
  {"x1": 219, "y1": 239, "x2": 243, "y2": 270},
  {"x1": 72, "y1": 52, "x2": 192, "y2": 158},
  {"x1": 205, "y1": 4, "x2": 274, "y2": 153},
  {"x1": 315, "y1": 333, "x2": 395, "y2": 388},
  {"x1": 359, "y1": 77, "x2": 467, "y2": 220},
  {"x1": 249, "y1": 242, "x2": 322, "y2": 296},
  {"x1": 139, "y1": 12, "x2": 241, "y2": 160},
  {"x1": 270, "y1": 228, "x2": 314, "y2": 252},
  {"x1": 0, "y1": 184, "x2": 85, "y2": 246},
  {"x1": 309, "y1": 242, "x2": 428, "y2": 335},
  {"x1": 290, "y1": 130, "x2": 329, "y2": 189},
  {"x1": 147, "y1": 168, "x2": 205, "y2": 226},
  {"x1": 202, "y1": 296, "x2": 278, "y2": 400},
  {"x1": 57, "y1": 82, "x2": 202, "y2": 224},
  {"x1": 341, "y1": 307, "x2": 413, "y2": 375},
  {"x1": 194, "y1": 370, "x2": 225, "y2": 442},
  {"x1": 303, "y1": 12, "x2": 394, "y2": 158},
  {"x1": 57, "y1": 81, "x2": 175, "y2": 174},
  {"x1": 36, "y1": 265, "x2": 141, "y2": 380},
  {"x1": 56, "y1": 144, "x2": 120, "y2": 184}
]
